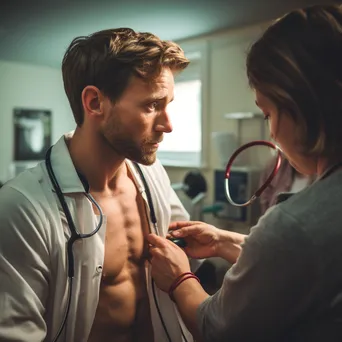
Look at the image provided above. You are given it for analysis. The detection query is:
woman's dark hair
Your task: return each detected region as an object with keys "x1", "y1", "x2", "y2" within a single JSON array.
[{"x1": 247, "y1": 4, "x2": 342, "y2": 158}]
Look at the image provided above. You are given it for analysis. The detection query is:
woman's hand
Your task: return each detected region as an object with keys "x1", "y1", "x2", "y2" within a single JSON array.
[
  {"x1": 169, "y1": 221, "x2": 246, "y2": 263},
  {"x1": 168, "y1": 221, "x2": 221, "y2": 259},
  {"x1": 147, "y1": 234, "x2": 191, "y2": 292}
]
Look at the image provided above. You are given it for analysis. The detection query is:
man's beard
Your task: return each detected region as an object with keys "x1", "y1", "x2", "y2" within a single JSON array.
[
  {"x1": 103, "y1": 133, "x2": 158, "y2": 165},
  {"x1": 120, "y1": 137, "x2": 158, "y2": 165},
  {"x1": 101, "y1": 114, "x2": 161, "y2": 165}
]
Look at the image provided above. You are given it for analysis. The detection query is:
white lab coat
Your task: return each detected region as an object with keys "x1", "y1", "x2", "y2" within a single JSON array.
[{"x1": 0, "y1": 133, "x2": 195, "y2": 342}]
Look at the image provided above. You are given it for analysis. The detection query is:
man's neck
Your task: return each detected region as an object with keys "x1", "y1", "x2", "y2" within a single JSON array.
[{"x1": 67, "y1": 127, "x2": 126, "y2": 193}]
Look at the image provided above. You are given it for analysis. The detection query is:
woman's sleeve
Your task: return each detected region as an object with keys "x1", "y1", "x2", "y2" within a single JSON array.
[{"x1": 196, "y1": 207, "x2": 318, "y2": 342}]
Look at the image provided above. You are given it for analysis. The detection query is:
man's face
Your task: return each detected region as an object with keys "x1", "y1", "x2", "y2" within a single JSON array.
[{"x1": 100, "y1": 67, "x2": 175, "y2": 165}]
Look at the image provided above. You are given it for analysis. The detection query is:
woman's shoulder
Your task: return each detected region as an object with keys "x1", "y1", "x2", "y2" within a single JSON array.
[{"x1": 252, "y1": 171, "x2": 342, "y2": 249}]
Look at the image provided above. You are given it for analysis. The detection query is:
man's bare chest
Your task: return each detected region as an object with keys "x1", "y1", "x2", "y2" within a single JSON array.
[{"x1": 91, "y1": 189, "x2": 151, "y2": 281}]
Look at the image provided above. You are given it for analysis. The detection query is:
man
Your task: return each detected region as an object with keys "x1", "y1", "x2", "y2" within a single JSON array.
[{"x1": 0, "y1": 28, "x2": 195, "y2": 342}]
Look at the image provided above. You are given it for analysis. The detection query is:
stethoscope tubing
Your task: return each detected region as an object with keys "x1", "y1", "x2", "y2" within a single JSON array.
[
  {"x1": 224, "y1": 140, "x2": 282, "y2": 207},
  {"x1": 45, "y1": 146, "x2": 103, "y2": 342},
  {"x1": 45, "y1": 146, "x2": 183, "y2": 342}
]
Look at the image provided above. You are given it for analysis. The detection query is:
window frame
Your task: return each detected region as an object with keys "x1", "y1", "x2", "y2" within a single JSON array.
[{"x1": 157, "y1": 41, "x2": 209, "y2": 168}]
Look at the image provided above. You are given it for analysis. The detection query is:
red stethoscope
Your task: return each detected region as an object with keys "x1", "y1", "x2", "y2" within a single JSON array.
[{"x1": 225, "y1": 140, "x2": 282, "y2": 207}]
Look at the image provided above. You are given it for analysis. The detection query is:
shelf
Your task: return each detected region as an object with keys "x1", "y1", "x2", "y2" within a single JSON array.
[{"x1": 224, "y1": 112, "x2": 263, "y2": 119}]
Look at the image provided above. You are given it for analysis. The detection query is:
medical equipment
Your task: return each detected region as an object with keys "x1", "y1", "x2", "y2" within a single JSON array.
[
  {"x1": 172, "y1": 170, "x2": 207, "y2": 199},
  {"x1": 45, "y1": 146, "x2": 187, "y2": 342},
  {"x1": 213, "y1": 167, "x2": 262, "y2": 224},
  {"x1": 172, "y1": 170, "x2": 207, "y2": 222},
  {"x1": 225, "y1": 140, "x2": 282, "y2": 207}
]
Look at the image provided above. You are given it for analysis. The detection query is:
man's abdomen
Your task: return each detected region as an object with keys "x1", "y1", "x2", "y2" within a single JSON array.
[{"x1": 88, "y1": 265, "x2": 154, "y2": 342}]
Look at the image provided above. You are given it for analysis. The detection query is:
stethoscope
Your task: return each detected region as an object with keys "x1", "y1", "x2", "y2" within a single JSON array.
[
  {"x1": 45, "y1": 146, "x2": 188, "y2": 342},
  {"x1": 224, "y1": 139, "x2": 342, "y2": 206},
  {"x1": 224, "y1": 140, "x2": 282, "y2": 206}
]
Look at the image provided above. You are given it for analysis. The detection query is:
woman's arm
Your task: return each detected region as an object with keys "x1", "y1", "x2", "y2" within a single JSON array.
[
  {"x1": 215, "y1": 230, "x2": 246, "y2": 263},
  {"x1": 169, "y1": 221, "x2": 247, "y2": 263},
  {"x1": 149, "y1": 208, "x2": 318, "y2": 342}
]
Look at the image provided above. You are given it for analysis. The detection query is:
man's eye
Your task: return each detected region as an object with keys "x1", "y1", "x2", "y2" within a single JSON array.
[{"x1": 147, "y1": 101, "x2": 159, "y2": 110}]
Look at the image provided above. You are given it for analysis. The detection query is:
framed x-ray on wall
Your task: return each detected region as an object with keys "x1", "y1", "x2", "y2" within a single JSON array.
[{"x1": 13, "y1": 108, "x2": 52, "y2": 161}]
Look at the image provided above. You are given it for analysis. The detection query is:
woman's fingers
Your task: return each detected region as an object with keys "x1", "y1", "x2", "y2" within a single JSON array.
[
  {"x1": 169, "y1": 221, "x2": 200, "y2": 230},
  {"x1": 170, "y1": 225, "x2": 202, "y2": 238}
]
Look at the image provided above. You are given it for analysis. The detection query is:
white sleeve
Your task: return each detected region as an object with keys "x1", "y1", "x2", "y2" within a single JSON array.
[
  {"x1": 0, "y1": 186, "x2": 50, "y2": 342},
  {"x1": 154, "y1": 160, "x2": 204, "y2": 272},
  {"x1": 152, "y1": 159, "x2": 190, "y2": 222},
  {"x1": 169, "y1": 186, "x2": 190, "y2": 222}
]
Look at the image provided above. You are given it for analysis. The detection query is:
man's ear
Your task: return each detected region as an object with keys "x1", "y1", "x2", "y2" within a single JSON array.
[{"x1": 81, "y1": 86, "x2": 104, "y2": 120}]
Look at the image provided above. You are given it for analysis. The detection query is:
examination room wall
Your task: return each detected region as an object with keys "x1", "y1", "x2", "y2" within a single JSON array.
[
  {"x1": 0, "y1": 60, "x2": 75, "y2": 181},
  {"x1": 165, "y1": 22, "x2": 270, "y2": 232}
]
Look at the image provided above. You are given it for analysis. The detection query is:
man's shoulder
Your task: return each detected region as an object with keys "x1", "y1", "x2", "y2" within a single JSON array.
[
  {"x1": 0, "y1": 163, "x2": 53, "y2": 254},
  {"x1": 0, "y1": 162, "x2": 50, "y2": 212}
]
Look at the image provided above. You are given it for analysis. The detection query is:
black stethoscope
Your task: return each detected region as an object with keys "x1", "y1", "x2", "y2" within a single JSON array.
[{"x1": 45, "y1": 146, "x2": 187, "y2": 342}]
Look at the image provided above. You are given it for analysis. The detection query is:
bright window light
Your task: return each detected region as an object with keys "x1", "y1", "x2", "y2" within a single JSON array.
[
  {"x1": 159, "y1": 80, "x2": 201, "y2": 153},
  {"x1": 157, "y1": 44, "x2": 207, "y2": 167}
]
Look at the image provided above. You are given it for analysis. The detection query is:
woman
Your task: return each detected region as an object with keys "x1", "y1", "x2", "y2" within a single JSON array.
[{"x1": 147, "y1": 4, "x2": 342, "y2": 342}]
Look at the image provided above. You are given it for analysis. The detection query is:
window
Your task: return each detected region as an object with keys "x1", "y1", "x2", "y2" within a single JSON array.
[{"x1": 157, "y1": 43, "x2": 208, "y2": 167}]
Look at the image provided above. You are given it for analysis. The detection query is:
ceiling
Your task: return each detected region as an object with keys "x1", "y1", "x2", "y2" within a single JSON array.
[{"x1": 0, "y1": 0, "x2": 337, "y2": 69}]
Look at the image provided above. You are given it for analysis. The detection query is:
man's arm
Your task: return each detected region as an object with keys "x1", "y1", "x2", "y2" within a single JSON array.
[{"x1": 0, "y1": 186, "x2": 50, "y2": 342}]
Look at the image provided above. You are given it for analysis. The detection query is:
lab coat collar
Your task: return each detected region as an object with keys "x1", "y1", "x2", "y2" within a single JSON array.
[
  {"x1": 49, "y1": 132, "x2": 146, "y2": 195},
  {"x1": 49, "y1": 131, "x2": 87, "y2": 194}
]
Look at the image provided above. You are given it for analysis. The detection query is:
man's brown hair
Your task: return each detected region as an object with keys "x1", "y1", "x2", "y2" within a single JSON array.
[{"x1": 62, "y1": 28, "x2": 189, "y2": 126}]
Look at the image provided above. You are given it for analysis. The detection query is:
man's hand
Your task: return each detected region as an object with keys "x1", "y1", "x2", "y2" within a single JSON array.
[{"x1": 147, "y1": 234, "x2": 191, "y2": 292}]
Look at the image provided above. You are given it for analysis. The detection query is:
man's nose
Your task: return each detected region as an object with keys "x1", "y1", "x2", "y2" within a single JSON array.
[{"x1": 155, "y1": 110, "x2": 173, "y2": 133}]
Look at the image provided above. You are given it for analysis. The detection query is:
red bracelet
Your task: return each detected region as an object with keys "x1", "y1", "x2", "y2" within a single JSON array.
[
  {"x1": 168, "y1": 272, "x2": 194, "y2": 296},
  {"x1": 168, "y1": 272, "x2": 200, "y2": 302},
  {"x1": 169, "y1": 272, "x2": 193, "y2": 292}
]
